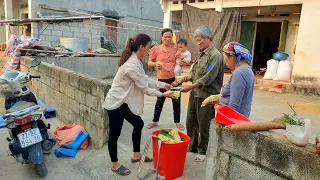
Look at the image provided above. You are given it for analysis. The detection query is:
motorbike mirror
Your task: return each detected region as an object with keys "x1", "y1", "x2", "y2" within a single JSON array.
[{"x1": 30, "y1": 59, "x2": 41, "y2": 68}]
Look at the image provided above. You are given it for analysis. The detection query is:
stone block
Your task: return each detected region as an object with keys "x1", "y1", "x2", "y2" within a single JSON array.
[
  {"x1": 46, "y1": 35, "x2": 57, "y2": 41},
  {"x1": 75, "y1": 89, "x2": 86, "y2": 104},
  {"x1": 80, "y1": 104, "x2": 91, "y2": 120},
  {"x1": 83, "y1": 33, "x2": 90, "y2": 38},
  {"x1": 59, "y1": 70, "x2": 70, "y2": 84},
  {"x1": 63, "y1": 31, "x2": 73, "y2": 37},
  {"x1": 219, "y1": 152, "x2": 230, "y2": 177},
  {"x1": 35, "y1": 79, "x2": 42, "y2": 89},
  {"x1": 46, "y1": 86, "x2": 55, "y2": 98},
  {"x1": 80, "y1": 27, "x2": 90, "y2": 33},
  {"x1": 59, "y1": 82, "x2": 66, "y2": 94},
  {"x1": 65, "y1": 84, "x2": 75, "y2": 99},
  {"x1": 51, "y1": 30, "x2": 62, "y2": 36},
  {"x1": 61, "y1": 94, "x2": 71, "y2": 108},
  {"x1": 69, "y1": 98, "x2": 80, "y2": 114},
  {"x1": 45, "y1": 95, "x2": 53, "y2": 107},
  {"x1": 54, "y1": 90, "x2": 62, "y2": 103},
  {"x1": 91, "y1": 81, "x2": 107, "y2": 97},
  {"x1": 79, "y1": 76, "x2": 92, "y2": 93},
  {"x1": 50, "y1": 78, "x2": 60, "y2": 90},
  {"x1": 102, "y1": 111, "x2": 109, "y2": 130},
  {"x1": 42, "y1": 76, "x2": 50, "y2": 86},
  {"x1": 69, "y1": 72, "x2": 80, "y2": 88},
  {"x1": 85, "y1": 94, "x2": 99, "y2": 111},
  {"x1": 73, "y1": 32, "x2": 83, "y2": 38},
  {"x1": 229, "y1": 157, "x2": 285, "y2": 180},
  {"x1": 42, "y1": 29, "x2": 52, "y2": 35},
  {"x1": 38, "y1": 91, "x2": 46, "y2": 102},
  {"x1": 90, "y1": 110, "x2": 103, "y2": 127},
  {"x1": 70, "y1": 27, "x2": 80, "y2": 32},
  {"x1": 60, "y1": 26, "x2": 70, "y2": 31},
  {"x1": 55, "y1": 102, "x2": 64, "y2": 117},
  {"x1": 85, "y1": 121, "x2": 104, "y2": 149},
  {"x1": 39, "y1": 63, "x2": 48, "y2": 74},
  {"x1": 73, "y1": 112, "x2": 81, "y2": 125},
  {"x1": 53, "y1": 24, "x2": 60, "y2": 31},
  {"x1": 103, "y1": 128, "x2": 109, "y2": 144},
  {"x1": 52, "y1": 66, "x2": 62, "y2": 80},
  {"x1": 220, "y1": 131, "x2": 259, "y2": 163}
]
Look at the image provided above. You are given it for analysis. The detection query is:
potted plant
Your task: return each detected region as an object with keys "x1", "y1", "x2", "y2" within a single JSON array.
[{"x1": 281, "y1": 103, "x2": 311, "y2": 147}]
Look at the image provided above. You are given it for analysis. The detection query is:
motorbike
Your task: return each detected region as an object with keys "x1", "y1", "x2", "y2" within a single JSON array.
[{"x1": 0, "y1": 60, "x2": 55, "y2": 177}]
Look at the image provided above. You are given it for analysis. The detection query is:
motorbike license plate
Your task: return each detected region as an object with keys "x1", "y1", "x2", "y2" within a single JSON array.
[{"x1": 17, "y1": 128, "x2": 43, "y2": 148}]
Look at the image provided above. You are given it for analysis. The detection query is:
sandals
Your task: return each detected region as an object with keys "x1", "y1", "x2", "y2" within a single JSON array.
[
  {"x1": 146, "y1": 122, "x2": 158, "y2": 129},
  {"x1": 112, "y1": 165, "x2": 131, "y2": 176},
  {"x1": 131, "y1": 156, "x2": 153, "y2": 163},
  {"x1": 176, "y1": 123, "x2": 185, "y2": 131},
  {"x1": 194, "y1": 154, "x2": 206, "y2": 162}
]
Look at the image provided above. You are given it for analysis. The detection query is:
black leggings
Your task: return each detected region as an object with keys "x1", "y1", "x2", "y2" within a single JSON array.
[
  {"x1": 106, "y1": 104, "x2": 144, "y2": 162},
  {"x1": 153, "y1": 77, "x2": 181, "y2": 123}
]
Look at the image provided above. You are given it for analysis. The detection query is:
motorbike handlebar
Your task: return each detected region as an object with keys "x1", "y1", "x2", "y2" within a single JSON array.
[{"x1": 30, "y1": 75, "x2": 41, "y2": 79}]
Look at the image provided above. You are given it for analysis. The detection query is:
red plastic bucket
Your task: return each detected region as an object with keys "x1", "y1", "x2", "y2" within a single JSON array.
[
  {"x1": 152, "y1": 130, "x2": 190, "y2": 180},
  {"x1": 214, "y1": 103, "x2": 250, "y2": 125}
]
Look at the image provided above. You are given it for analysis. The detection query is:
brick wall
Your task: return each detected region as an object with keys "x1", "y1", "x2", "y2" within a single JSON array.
[
  {"x1": 20, "y1": 56, "x2": 111, "y2": 149},
  {"x1": 31, "y1": 18, "x2": 103, "y2": 49}
]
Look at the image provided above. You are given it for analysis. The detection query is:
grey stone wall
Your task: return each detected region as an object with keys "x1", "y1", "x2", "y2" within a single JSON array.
[
  {"x1": 31, "y1": 18, "x2": 103, "y2": 49},
  {"x1": 206, "y1": 122, "x2": 320, "y2": 180},
  {"x1": 36, "y1": 56, "x2": 119, "y2": 79},
  {"x1": 20, "y1": 56, "x2": 111, "y2": 149}
]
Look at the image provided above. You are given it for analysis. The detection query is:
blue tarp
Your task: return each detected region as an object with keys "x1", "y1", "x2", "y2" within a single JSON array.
[
  {"x1": 36, "y1": 97, "x2": 56, "y2": 119},
  {"x1": 0, "y1": 114, "x2": 5, "y2": 128}
]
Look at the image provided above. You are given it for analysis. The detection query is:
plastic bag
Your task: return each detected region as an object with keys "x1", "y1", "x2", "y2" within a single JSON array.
[
  {"x1": 263, "y1": 59, "x2": 279, "y2": 80},
  {"x1": 54, "y1": 124, "x2": 89, "y2": 150}
]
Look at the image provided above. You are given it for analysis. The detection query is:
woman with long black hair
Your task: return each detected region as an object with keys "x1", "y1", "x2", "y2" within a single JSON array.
[{"x1": 103, "y1": 33, "x2": 174, "y2": 176}]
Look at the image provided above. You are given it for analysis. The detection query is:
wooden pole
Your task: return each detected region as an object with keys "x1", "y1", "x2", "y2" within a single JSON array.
[
  {"x1": 89, "y1": 14, "x2": 92, "y2": 52},
  {"x1": 18, "y1": 48, "x2": 119, "y2": 57}
]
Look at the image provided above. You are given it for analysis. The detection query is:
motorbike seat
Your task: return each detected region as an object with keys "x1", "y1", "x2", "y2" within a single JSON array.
[{"x1": 7, "y1": 101, "x2": 37, "y2": 113}]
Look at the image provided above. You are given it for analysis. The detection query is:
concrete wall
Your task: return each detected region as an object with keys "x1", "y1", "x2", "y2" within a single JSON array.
[
  {"x1": 30, "y1": 0, "x2": 163, "y2": 26},
  {"x1": 27, "y1": 0, "x2": 163, "y2": 52},
  {"x1": 31, "y1": 18, "x2": 103, "y2": 49},
  {"x1": 292, "y1": 0, "x2": 320, "y2": 89},
  {"x1": 37, "y1": 56, "x2": 118, "y2": 79},
  {"x1": 20, "y1": 56, "x2": 111, "y2": 149},
  {"x1": 206, "y1": 122, "x2": 320, "y2": 180}
]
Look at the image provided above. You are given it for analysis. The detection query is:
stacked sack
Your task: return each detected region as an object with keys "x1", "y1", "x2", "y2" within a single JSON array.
[{"x1": 263, "y1": 59, "x2": 293, "y2": 81}]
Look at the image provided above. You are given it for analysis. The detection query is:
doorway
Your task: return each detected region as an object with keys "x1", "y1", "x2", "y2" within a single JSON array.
[{"x1": 252, "y1": 22, "x2": 282, "y2": 70}]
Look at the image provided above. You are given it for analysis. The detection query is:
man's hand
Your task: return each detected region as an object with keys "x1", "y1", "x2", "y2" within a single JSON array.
[
  {"x1": 182, "y1": 75, "x2": 191, "y2": 82},
  {"x1": 180, "y1": 85, "x2": 193, "y2": 93},
  {"x1": 164, "y1": 83, "x2": 173, "y2": 91},
  {"x1": 180, "y1": 82, "x2": 201, "y2": 93}
]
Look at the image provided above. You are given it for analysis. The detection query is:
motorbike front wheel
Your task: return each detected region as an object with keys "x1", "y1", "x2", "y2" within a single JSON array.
[{"x1": 35, "y1": 163, "x2": 47, "y2": 177}]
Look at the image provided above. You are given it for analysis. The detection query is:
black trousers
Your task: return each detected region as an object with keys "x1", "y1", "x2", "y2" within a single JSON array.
[
  {"x1": 153, "y1": 77, "x2": 181, "y2": 123},
  {"x1": 106, "y1": 104, "x2": 144, "y2": 162}
]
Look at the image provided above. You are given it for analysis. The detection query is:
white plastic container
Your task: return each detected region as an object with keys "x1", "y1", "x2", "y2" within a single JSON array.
[{"x1": 60, "y1": 37, "x2": 89, "y2": 52}]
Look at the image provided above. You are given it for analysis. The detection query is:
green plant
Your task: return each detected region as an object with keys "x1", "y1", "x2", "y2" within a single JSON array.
[{"x1": 281, "y1": 102, "x2": 305, "y2": 126}]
